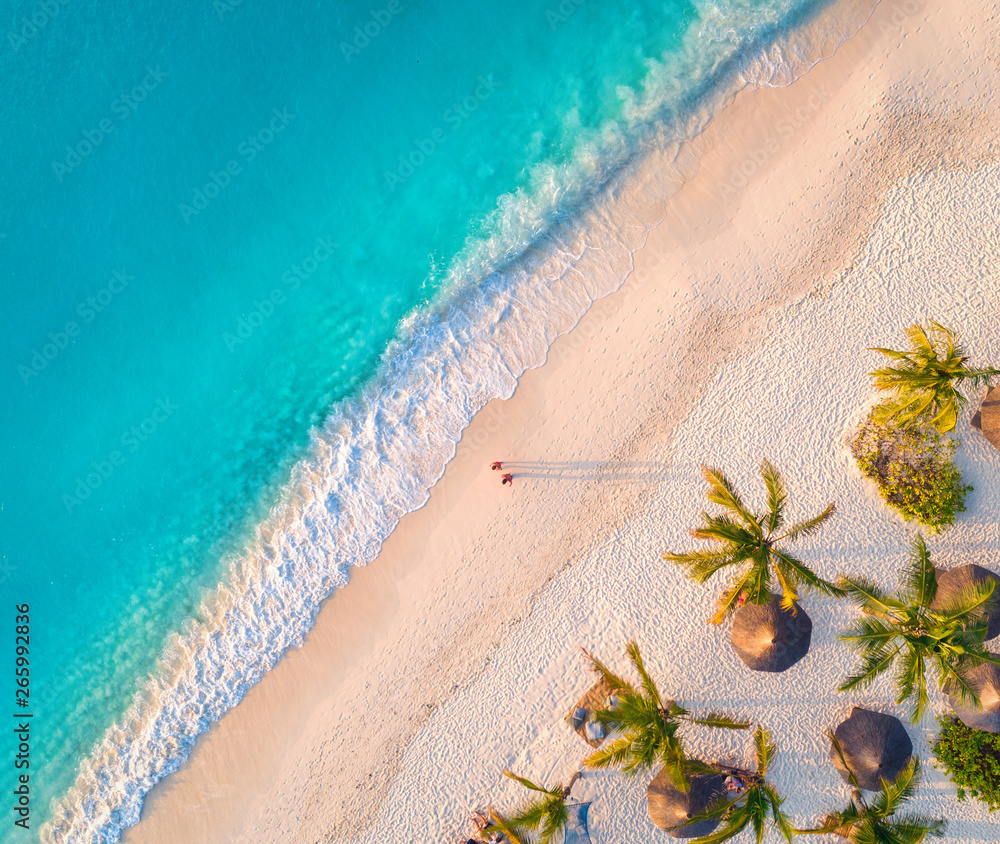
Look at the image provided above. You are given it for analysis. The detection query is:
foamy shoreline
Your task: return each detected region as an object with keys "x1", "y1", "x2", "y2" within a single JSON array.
[{"x1": 102, "y1": 0, "x2": 1000, "y2": 841}]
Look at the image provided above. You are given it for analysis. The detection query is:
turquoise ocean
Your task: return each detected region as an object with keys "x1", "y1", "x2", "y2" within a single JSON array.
[{"x1": 0, "y1": 0, "x2": 856, "y2": 840}]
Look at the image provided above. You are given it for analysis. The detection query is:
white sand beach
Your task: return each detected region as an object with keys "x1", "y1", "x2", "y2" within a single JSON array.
[{"x1": 124, "y1": 0, "x2": 1000, "y2": 841}]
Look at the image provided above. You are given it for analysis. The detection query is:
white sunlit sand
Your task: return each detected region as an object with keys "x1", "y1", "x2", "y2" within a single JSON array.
[{"x1": 124, "y1": 1, "x2": 1000, "y2": 842}]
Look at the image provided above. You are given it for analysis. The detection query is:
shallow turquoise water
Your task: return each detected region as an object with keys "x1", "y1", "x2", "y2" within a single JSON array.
[{"x1": 0, "y1": 0, "x2": 825, "y2": 838}]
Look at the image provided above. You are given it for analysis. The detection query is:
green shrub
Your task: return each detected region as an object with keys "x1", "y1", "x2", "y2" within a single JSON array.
[
  {"x1": 849, "y1": 410, "x2": 971, "y2": 532},
  {"x1": 934, "y1": 716, "x2": 1000, "y2": 810}
]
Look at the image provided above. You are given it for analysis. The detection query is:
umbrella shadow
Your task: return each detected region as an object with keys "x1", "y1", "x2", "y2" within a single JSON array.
[{"x1": 500, "y1": 460, "x2": 669, "y2": 482}]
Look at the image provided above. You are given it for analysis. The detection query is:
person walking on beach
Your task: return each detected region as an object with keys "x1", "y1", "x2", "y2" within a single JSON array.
[
  {"x1": 490, "y1": 461, "x2": 503, "y2": 471},
  {"x1": 501, "y1": 472, "x2": 513, "y2": 487}
]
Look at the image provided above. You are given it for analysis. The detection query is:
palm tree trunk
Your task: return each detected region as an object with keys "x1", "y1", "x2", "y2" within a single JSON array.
[
  {"x1": 713, "y1": 762, "x2": 758, "y2": 780},
  {"x1": 564, "y1": 770, "x2": 582, "y2": 797}
]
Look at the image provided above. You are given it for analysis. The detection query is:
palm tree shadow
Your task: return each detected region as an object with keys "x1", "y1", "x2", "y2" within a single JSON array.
[{"x1": 502, "y1": 461, "x2": 669, "y2": 482}]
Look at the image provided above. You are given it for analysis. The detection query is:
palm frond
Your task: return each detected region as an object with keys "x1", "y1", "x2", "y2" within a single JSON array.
[
  {"x1": 685, "y1": 711, "x2": 751, "y2": 730},
  {"x1": 662, "y1": 548, "x2": 743, "y2": 583},
  {"x1": 777, "y1": 502, "x2": 836, "y2": 543},
  {"x1": 502, "y1": 770, "x2": 559, "y2": 796},
  {"x1": 887, "y1": 815, "x2": 947, "y2": 842},
  {"x1": 582, "y1": 734, "x2": 639, "y2": 772},
  {"x1": 828, "y1": 732, "x2": 862, "y2": 793},
  {"x1": 701, "y1": 465, "x2": 761, "y2": 533},
  {"x1": 770, "y1": 562, "x2": 799, "y2": 613},
  {"x1": 771, "y1": 548, "x2": 844, "y2": 597},
  {"x1": 959, "y1": 365, "x2": 1000, "y2": 385},
  {"x1": 869, "y1": 757, "x2": 921, "y2": 818},
  {"x1": 839, "y1": 616, "x2": 899, "y2": 652},
  {"x1": 904, "y1": 534, "x2": 937, "y2": 608},
  {"x1": 488, "y1": 812, "x2": 530, "y2": 844},
  {"x1": 869, "y1": 346, "x2": 912, "y2": 362},
  {"x1": 838, "y1": 643, "x2": 901, "y2": 693},
  {"x1": 537, "y1": 804, "x2": 570, "y2": 844},
  {"x1": 692, "y1": 514, "x2": 760, "y2": 547},
  {"x1": 753, "y1": 726, "x2": 776, "y2": 776},
  {"x1": 760, "y1": 460, "x2": 787, "y2": 534},
  {"x1": 673, "y1": 794, "x2": 731, "y2": 839},
  {"x1": 929, "y1": 400, "x2": 958, "y2": 433},
  {"x1": 744, "y1": 553, "x2": 774, "y2": 605},
  {"x1": 688, "y1": 804, "x2": 752, "y2": 844},
  {"x1": 894, "y1": 648, "x2": 928, "y2": 722},
  {"x1": 626, "y1": 639, "x2": 661, "y2": 708},
  {"x1": 936, "y1": 658, "x2": 981, "y2": 713},
  {"x1": 659, "y1": 741, "x2": 694, "y2": 792},
  {"x1": 762, "y1": 782, "x2": 794, "y2": 843},
  {"x1": 710, "y1": 564, "x2": 764, "y2": 625},
  {"x1": 747, "y1": 792, "x2": 767, "y2": 844},
  {"x1": 839, "y1": 575, "x2": 905, "y2": 615},
  {"x1": 581, "y1": 648, "x2": 637, "y2": 696},
  {"x1": 933, "y1": 578, "x2": 997, "y2": 620},
  {"x1": 686, "y1": 552, "x2": 752, "y2": 584},
  {"x1": 503, "y1": 798, "x2": 552, "y2": 831},
  {"x1": 903, "y1": 323, "x2": 935, "y2": 359}
]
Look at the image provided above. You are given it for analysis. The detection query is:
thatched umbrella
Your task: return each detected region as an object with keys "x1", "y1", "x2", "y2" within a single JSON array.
[
  {"x1": 731, "y1": 593, "x2": 812, "y2": 672},
  {"x1": 830, "y1": 707, "x2": 912, "y2": 791},
  {"x1": 930, "y1": 564, "x2": 1000, "y2": 640},
  {"x1": 948, "y1": 661, "x2": 1000, "y2": 732},
  {"x1": 647, "y1": 770, "x2": 727, "y2": 838},
  {"x1": 972, "y1": 385, "x2": 1000, "y2": 451}
]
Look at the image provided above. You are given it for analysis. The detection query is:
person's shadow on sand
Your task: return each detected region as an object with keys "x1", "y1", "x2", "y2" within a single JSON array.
[{"x1": 499, "y1": 460, "x2": 668, "y2": 482}]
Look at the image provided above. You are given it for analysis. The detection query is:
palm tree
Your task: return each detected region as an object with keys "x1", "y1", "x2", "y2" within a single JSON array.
[
  {"x1": 869, "y1": 320, "x2": 999, "y2": 433},
  {"x1": 838, "y1": 534, "x2": 1000, "y2": 722},
  {"x1": 664, "y1": 461, "x2": 840, "y2": 624},
  {"x1": 490, "y1": 770, "x2": 582, "y2": 844},
  {"x1": 681, "y1": 726, "x2": 794, "y2": 844},
  {"x1": 797, "y1": 736, "x2": 945, "y2": 842},
  {"x1": 583, "y1": 641, "x2": 749, "y2": 790}
]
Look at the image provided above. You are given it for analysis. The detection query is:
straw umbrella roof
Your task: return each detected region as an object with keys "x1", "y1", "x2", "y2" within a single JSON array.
[
  {"x1": 930, "y1": 564, "x2": 1000, "y2": 640},
  {"x1": 830, "y1": 707, "x2": 912, "y2": 791},
  {"x1": 730, "y1": 593, "x2": 812, "y2": 672},
  {"x1": 949, "y1": 661, "x2": 1000, "y2": 733},
  {"x1": 972, "y1": 385, "x2": 1000, "y2": 451},
  {"x1": 647, "y1": 770, "x2": 727, "y2": 838}
]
